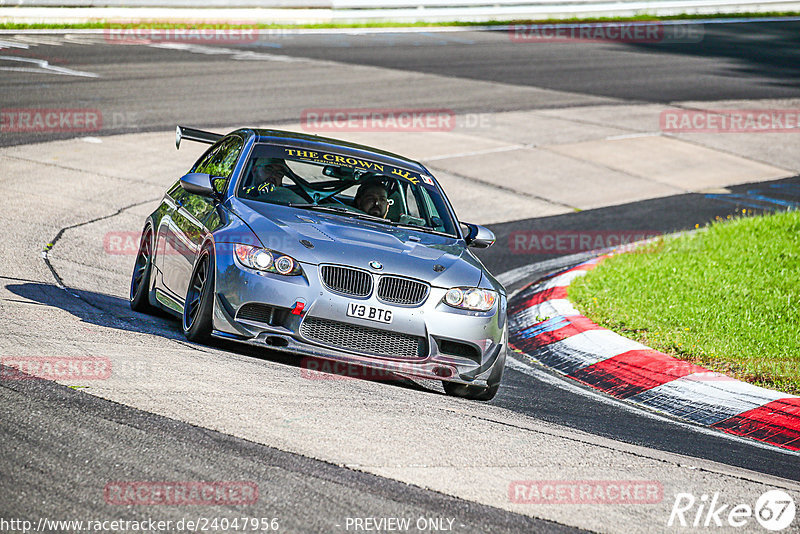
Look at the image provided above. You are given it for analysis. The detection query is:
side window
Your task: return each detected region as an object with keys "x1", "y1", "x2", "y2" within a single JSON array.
[
  {"x1": 195, "y1": 136, "x2": 243, "y2": 194},
  {"x1": 167, "y1": 180, "x2": 183, "y2": 200},
  {"x1": 181, "y1": 193, "x2": 215, "y2": 223},
  {"x1": 167, "y1": 180, "x2": 189, "y2": 206},
  {"x1": 169, "y1": 178, "x2": 211, "y2": 221},
  {"x1": 191, "y1": 145, "x2": 220, "y2": 174}
]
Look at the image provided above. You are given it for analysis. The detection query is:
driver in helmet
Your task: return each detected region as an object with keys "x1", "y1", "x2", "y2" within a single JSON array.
[{"x1": 245, "y1": 159, "x2": 289, "y2": 196}]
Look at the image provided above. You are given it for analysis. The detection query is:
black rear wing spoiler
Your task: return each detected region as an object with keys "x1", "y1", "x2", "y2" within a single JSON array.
[{"x1": 175, "y1": 125, "x2": 223, "y2": 149}]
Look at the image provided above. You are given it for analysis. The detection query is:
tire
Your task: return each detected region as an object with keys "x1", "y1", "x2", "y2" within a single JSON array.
[
  {"x1": 129, "y1": 226, "x2": 158, "y2": 314},
  {"x1": 183, "y1": 248, "x2": 215, "y2": 343},
  {"x1": 443, "y1": 348, "x2": 506, "y2": 401}
]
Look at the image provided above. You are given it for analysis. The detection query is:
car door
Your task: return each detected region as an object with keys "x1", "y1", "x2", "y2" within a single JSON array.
[
  {"x1": 152, "y1": 180, "x2": 185, "y2": 292},
  {"x1": 161, "y1": 135, "x2": 244, "y2": 301}
]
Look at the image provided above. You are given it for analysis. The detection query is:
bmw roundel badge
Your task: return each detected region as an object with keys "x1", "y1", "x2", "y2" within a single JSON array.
[{"x1": 369, "y1": 261, "x2": 383, "y2": 270}]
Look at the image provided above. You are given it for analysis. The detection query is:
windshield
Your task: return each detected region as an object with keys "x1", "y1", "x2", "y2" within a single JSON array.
[{"x1": 236, "y1": 144, "x2": 458, "y2": 237}]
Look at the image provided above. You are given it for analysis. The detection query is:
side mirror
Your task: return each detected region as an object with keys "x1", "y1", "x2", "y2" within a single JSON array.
[
  {"x1": 463, "y1": 223, "x2": 495, "y2": 248},
  {"x1": 180, "y1": 173, "x2": 215, "y2": 197}
]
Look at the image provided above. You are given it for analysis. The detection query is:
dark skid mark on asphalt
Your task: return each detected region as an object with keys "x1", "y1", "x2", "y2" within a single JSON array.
[
  {"x1": 474, "y1": 174, "x2": 800, "y2": 482},
  {"x1": 0, "y1": 372, "x2": 580, "y2": 533}
]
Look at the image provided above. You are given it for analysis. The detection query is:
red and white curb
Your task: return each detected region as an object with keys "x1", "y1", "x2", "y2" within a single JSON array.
[{"x1": 508, "y1": 256, "x2": 800, "y2": 452}]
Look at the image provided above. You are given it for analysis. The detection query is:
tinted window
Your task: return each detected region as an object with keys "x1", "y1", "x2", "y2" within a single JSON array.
[
  {"x1": 181, "y1": 192, "x2": 215, "y2": 223},
  {"x1": 167, "y1": 180, "x2": 183, "y2": 200},
  {"x1": 194, "y1": 136, "x2": 243, "y2": 194},
  {"x1": 192, "y1": 144, "x2": 220, "y2": 174}
]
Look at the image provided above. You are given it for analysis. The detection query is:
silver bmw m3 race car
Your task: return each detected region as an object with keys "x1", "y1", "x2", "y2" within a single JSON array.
[{"x1": 130, "y1": 126, "x2": 507, "y2": 400}]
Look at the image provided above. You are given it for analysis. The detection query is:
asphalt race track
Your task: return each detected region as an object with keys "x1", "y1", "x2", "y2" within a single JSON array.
[{"x1": 1, "y1": 20, "x2": 799, "y2": 533}]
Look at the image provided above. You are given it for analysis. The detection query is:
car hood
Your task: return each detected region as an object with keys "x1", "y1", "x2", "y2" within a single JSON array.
[{"x1": 230, "y1": 199, "x2": 484, "y2": 288}]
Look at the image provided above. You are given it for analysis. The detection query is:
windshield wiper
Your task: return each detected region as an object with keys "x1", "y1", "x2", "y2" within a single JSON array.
[
  {"x1": 352, "y1": 213, "x2": 393, "y2": 223},
  {"x1": 389, "y1": 222, "x2": 451, "y2": 237},
  {"x1": 289, "y1": 203, "x2": 453, "y2": 235},
  {"x1": 288, "y1": 204, "x2": 390, "y2": 224},
  {"x1": 290, "y1": 203, "x2": 340, "y2": 210}
]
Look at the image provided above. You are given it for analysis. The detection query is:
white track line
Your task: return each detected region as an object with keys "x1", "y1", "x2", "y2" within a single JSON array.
[{"x1": 0, "y1": 55, "x2": 98, "y2": 77}]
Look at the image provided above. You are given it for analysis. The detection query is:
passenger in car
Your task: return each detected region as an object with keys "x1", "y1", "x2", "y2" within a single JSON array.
[{"x1": 354, "y1": 179, "x2": 390, "y2": 218}]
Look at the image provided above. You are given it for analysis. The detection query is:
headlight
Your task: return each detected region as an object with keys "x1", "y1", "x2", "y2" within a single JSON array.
[
  {"x1": 234, "y1": 244, "x2": 302, "y2": 276},
  {"x1": 442, "y1": 287, "x2": 496, "y2": 312}
]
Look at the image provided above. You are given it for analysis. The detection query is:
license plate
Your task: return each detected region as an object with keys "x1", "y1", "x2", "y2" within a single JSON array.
[{"x1": 346, "y1": 302, "x2": 393, "y2": 324}]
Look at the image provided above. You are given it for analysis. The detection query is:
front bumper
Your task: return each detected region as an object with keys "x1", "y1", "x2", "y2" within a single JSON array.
[{"x1": 211, "y1": 253, "x2": 507, "y2": 386}]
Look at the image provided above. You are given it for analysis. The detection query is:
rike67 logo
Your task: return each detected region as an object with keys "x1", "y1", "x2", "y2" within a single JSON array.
[{"x1": 668, "y1": 490, "x2": 795, "y2": 531}]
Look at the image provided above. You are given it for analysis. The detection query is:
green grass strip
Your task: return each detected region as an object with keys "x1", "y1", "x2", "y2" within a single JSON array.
[
  {"x1": 1, "y1": 12, "x2": 800, "y2": 30},
  {"x1": 569, "y1": 209, "x2": 800, "y2": 395}
]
